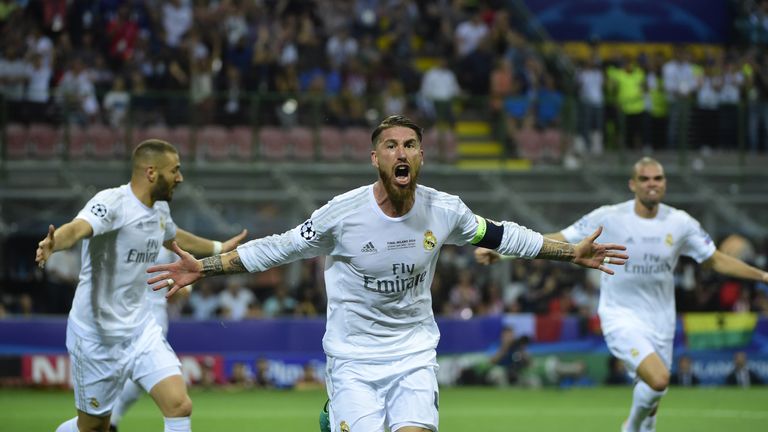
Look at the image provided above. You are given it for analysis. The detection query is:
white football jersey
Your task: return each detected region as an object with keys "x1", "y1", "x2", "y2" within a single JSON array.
[
  {"x1": 238, "y1": 184, "x2": 542, "y2": 359},
  {"x1": 560, "y1": 200, "x2": 715, "y2": 337},
  {"x1": 69, "y1": 184, "x2": 177, "y2": 342},
  {"x1": 145, "y1": 246, "x2": 178, "y2": 333}
]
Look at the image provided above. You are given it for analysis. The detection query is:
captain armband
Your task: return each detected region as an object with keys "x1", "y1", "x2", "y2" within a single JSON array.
[{"x1": 470, "y1": 215, "x2": 504, "y2": 249}]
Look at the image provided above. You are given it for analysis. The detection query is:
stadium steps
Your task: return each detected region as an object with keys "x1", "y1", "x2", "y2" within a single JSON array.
[{"x1": 454, "y1": 120, "x2": 530, "y2": 170}]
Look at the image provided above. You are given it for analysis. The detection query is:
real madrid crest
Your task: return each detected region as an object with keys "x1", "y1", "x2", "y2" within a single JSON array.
[
  {"x1": 340, "y1": 420, "x2": 350, "y2": 432},
  {"x1": 665, "y1": 233, "x2": 673, "y2": 246},
  {"x1": 423, "y1": 230, "x2": 436, "y2": 250}
]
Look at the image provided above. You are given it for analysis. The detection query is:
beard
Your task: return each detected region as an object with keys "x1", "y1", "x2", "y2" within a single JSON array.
[
  {"x1": 151, "y1": 175, "x2": 175, "y2": 202},
  {"x1": 378, "y1": 164, "x2": 419, "y2": 207}
]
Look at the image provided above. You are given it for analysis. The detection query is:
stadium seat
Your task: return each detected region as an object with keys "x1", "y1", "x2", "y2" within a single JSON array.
[
  {"x1": 289, "y1": 126, "x2": 315, "y2": 160},
  {"x1": 132, "y1": 125, "x2": 171, "y2": 151},
  {"x1": 88, "y1": 124, "x2": 121, "y2": 159},
  {"x1": 424, "y1": 128, "x2": 458, "y2": 162},
  {"x1": 4, "y1": 123, "x2": 28, "y2": 159},
  {"x1": 258, "y1": 126, "x2": 290, "y2": 160},
  {"x1": 318, "y1": 127, "x2": 344, "y2": 161},
  {"x1": 169, "y1": 126, "x2": 192, "y2": 159},
  {"x1": 515, "y1": 127, "x2": 542, "y2": 161},
  {"x1": 342, "y1": 127, "x2": 371, "y2": 161},
  {"x1": 198, "y1": 125, "x2": 231, "y2": 161},
  {"x1": 66, "y1": 125, "x2": 89, "y2": 160},
  {"x1": 27, "y1": 123, "x2": 60, "y2": 160},
  {"x1": 540, "y1": 129, "x2": 563, "y2": 160},
  {"x1": 230, "y1": 126, "x2": 253, "y2": 161}
]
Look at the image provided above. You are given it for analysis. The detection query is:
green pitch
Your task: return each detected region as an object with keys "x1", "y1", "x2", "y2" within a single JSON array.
[{"x1": 2, "y1": 386, "x2": 766, "y2": 431}]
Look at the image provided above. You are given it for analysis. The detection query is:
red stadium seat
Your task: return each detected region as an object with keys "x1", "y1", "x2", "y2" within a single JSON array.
[
  {"x1": 424, "y1": 128, "x2": 458, "y2": 162},
  {"x1": 258, "y1": 126, "x2": 289, "y2": 160},
  {"x1": 343, "y1": 127, "x2": 371, "y2": 161},
  {"x1": 289, "y1": 127, "x2": 315, "y2": 160},
  {"x1": 66, "y1": 125, "x2": 89, "y2": 160},
  {"x1": 318, "y1": 127, "x2": 344, "y2": 161},
  {"x1": 5, "y1": 123, "x2": 28, "y2": 159},
  {"x1": 515, "y1": 127, "x2": 542, "y2": 161},
  {"x1": 230, "y1": 126, "x2": 253, "y2": 161},
  {"x1": 540, "y1": 129, "x2": 562, "y2": 160},
  {"x1": 198, "y1": 126, "x2": 231, "y2": 161},
  {"x1": 89, "y1": 124, "x2": 121, "y2": 159},
  {"x1": 27, "y1": 123, "x2": 60, "y2": 159},
  {"x1": 169, "y1": 126, "x2": 192, "y2": 159},
  {"x1": 132, "y1": 125, "x2": 171, "y2": 152}
]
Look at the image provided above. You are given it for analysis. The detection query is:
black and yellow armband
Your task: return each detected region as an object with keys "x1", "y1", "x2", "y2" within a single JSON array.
[{"x1": 470, "y1": 215, "x2": 504, "y2": 249}]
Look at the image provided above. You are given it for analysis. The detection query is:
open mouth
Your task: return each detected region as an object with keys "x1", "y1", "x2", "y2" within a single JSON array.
[{"x1": 394, "y1": 164, "x2": 410, "y2": 186}]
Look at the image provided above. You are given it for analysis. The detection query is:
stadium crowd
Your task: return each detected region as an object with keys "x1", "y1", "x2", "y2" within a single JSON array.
[
  {"x1": 1, "y1": 0, "x2": 766, "y2": 161},
  {"x1": 1, "y1": 1, "x2": 767, "y2": 321},
  {"x1": 3, "y1": 237, "x2": 768, "y2": 326}
]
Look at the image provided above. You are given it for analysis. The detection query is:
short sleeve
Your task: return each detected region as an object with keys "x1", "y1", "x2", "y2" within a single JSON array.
[
  {"x1": 75, "y1": 190, "x2": 121, "y2": 236},
  {"x1": 679, "y1": 213, "x2": 716, "y2": 263},
  {"x1": 561, "y1": 205, "x2": 611, "y2": 243}
]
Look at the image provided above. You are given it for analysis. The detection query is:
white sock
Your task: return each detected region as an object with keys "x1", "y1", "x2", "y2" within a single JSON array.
[
  {"x1": 164, "y1": 416, "x2": 191, "y2": 432},
  {"x1": 55, "y1": 417, "x2": 78, "y2": 432},
  {"x1": 626, "y1": 382, "x2": 665, "y2": 432},
  {"x1": 111, "y1": 379, "x2": 142, "y2": 427}
]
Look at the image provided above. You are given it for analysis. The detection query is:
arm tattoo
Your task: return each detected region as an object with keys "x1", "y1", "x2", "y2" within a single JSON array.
[
  {"x1": 536, "y1": 238, "x2": 575, "y2": 262},
  {"x1": 201, "y1": 255, "x2": 225, "y2": 276},
  {"x1": 229, "y1": 256, "x2": 247, "y2": 272}
]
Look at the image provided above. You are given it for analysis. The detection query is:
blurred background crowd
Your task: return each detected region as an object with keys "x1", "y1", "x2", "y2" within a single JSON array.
[{"x1": 1, "y1": 0, "x2": 767, "y2": 327}]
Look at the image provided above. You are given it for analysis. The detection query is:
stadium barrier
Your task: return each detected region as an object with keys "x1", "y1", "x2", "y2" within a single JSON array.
[{"x1": 2, "y1": 313, "x2": 767, "y2": 387}]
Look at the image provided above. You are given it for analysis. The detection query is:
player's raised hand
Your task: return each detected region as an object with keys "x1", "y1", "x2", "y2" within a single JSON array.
[
  {"x1": 573, "y1": 226, "x2": 629, "y2": 275},
  {"x1": 222, "y1": 228, "x2": 248, "y2": 253},
  {"x1": 35, "y1": 224, "x2": 56, "y2": 269},
  {"x1": 474, "y1": 247, "x2": 503, "y2": 265},
  {"x1": 148, "y1": 242, "x2": 203, "y2": 298}
]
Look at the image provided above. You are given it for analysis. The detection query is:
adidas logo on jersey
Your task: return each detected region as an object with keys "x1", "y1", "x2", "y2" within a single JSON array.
[{"x1": 361, "y1": 242, "x2": 377, "y2": 253}]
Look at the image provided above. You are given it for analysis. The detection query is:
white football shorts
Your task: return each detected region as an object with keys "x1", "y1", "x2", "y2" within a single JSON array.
[
  {"x1": 325, "y1": 349, "x2": 440, "y2": 432},
  {"x1": 67, "y1": 319, "x2": 181, "y2": 415},
  {"x1": 603, "y1": 324, "x2": 673, "y2": 378}
]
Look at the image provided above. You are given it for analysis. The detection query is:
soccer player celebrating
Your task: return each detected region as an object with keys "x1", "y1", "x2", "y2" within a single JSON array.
[
  {"x1": 149, "y1": 115, "x2": 627, "y2": 432},
  {"x1": 475, "y1": 157, "x2": 768, "y2": 432},
  {"x1": 35, "y1": 140, "x2": 246, "y2": 432}
]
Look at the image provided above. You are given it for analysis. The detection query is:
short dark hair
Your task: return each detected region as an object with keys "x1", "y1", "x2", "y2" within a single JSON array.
[
  {"x1": 370, "y1": 115, "x2": 423, "y2": 147},
  {"x1": 132, "y1": 139, "x2": 178, "y2": 166}
]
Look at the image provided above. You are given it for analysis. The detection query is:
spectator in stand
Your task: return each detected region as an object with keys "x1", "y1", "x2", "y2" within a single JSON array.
[
  {"x1": 610, "y1": 57, "x2": 646, "y2": 150},
  {"x1": 454, "y1": 8, "x2": 489, "y2": 60},
  {"x1": 575, "y1": 56, "x2": 605, "y2": 155},
  {"x1": 747, "y1": 54, "x2": 768, "y2": 153},
  {"x1": 718, "y1": 58, "x2": 744, "y2": 150},
  {"x1": 448, "y1": 269, "x2": 481, "y2": 319},
  {"x1": 23, "y1": 52, "x2": 52, "y2": 123},
  {"x1": 725, "y1": 351, "x2": 763, "y2": 387},
  {"x1": 56, "y1": 57, "x2": 100, "y2": 126},
  {"x1": 188, "y1": 279, "x2": 220, "y2": 320},
  {"x1": 161, "y1": 0, "x2": 193, "y2": 49},
  {"x1": 218, "y1": 276, "x2": 255, "y2": 320},
  {"x1": 263, "y1": 284, "x2": 298, "y2": 318},
  {"x1": 102, "y1": 76, "x2": 130, "y2": 128},
  {"x1": 43, "y1": 246, "x2": 80, "y2": 314},
  {"x1": 419, "y1": 56, "x2": 460, "y2": 128},
  {"x1": 106, "y1": 4, "x2": 139, "y2": 69},
  {"x1": 0, "y1": 45, "x2": 28, "y2": 123},
  {"x1": 670, "y1": 355, "x2": 700, "y2": 387},
  {"x1": 663, "y1": 46, "x2": 697, "y2": 149},
  {"x1": 326, "y1": 26, "x2": 358, "y2": 69}
]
